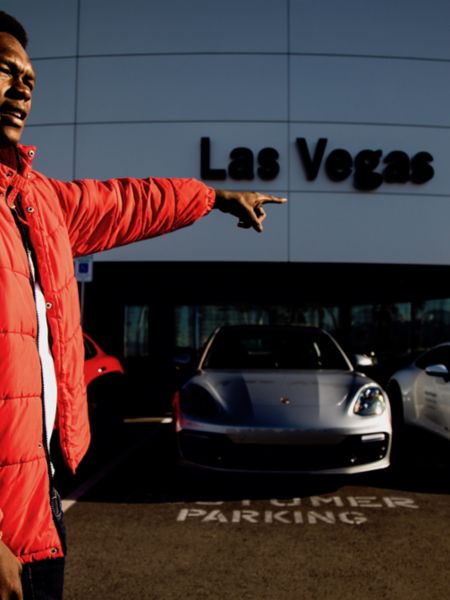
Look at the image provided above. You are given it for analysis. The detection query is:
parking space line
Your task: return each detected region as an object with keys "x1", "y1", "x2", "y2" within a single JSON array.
[
  {"x1": 123, "y1": 416, "x2": 173, "y2": 424},
  {"x1": 62, "y1": 444, "x2": 137, "y2": 513},
  {"x1": 61, "y1": 422, "x2": 167, "y2": 512}
]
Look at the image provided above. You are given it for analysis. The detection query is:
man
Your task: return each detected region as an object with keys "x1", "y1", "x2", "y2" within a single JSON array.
[{"x1": 0, "y1": 10, "x2": 286, "y2": 600}]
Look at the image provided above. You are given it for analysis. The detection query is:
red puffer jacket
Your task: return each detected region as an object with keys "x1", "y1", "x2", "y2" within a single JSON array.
[{"x1": 0, "y1": 144, "x2": 215, "y2": 563}]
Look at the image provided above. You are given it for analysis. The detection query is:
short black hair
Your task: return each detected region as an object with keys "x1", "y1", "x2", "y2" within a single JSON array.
[{"x1": 0, "y1": 11, "x2": 28, "y2": 48}]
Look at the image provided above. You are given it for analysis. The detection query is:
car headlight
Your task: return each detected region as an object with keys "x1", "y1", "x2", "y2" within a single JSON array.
[{"x1": 353, "y1": 386, "x2": 386, "y2": 416}]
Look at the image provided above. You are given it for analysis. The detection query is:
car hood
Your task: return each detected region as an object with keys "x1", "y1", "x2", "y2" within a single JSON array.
[{"x1": 188, "y1": 370, "x2": 370, "y2": 426}]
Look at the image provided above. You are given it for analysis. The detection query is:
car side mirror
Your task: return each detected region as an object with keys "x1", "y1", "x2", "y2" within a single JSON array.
[
  {"x1": 425, "y1": 363, "x2": 449, "y2": 378},
  {"x1": 353, "y1": 353, "x2": 376, "y2": 368}
]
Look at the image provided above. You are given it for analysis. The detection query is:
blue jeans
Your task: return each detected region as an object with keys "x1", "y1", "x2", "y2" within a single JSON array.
[{"x1": 21, "y1": 490, "x2": 66, "y2": 600}]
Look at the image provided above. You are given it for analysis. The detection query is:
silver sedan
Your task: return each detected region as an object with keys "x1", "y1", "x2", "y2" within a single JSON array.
[
  {"x1": 387, "y1": 342, "x2": 450, "y2": 442},
  {"x1": 173, "y1": 325, "x2": 391, "y2": 474}
]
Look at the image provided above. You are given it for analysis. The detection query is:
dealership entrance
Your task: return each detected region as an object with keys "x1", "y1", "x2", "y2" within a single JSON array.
[{"x1": 80, "y1": 261, "x2": 450, "y2": 415}]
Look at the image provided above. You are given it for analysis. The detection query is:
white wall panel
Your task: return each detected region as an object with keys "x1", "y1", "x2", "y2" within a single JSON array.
[
  {"x1": 26, "y1": 59, "x2": 77, "y2": 126},
  {"x1": 289, "y1": 55, "x2": 450, "y2": 127},
  {"x1": 290, "y1": 0, "x2": 450, "y2": 60},
  {"x1": 4, "y1": 0, "x2": 450, "y2": 265},
  {"x1": 76, "y1": 55, "x2": 287, "y2": 122},
  {"x1": 1, "y1": 1, "x2": 78, "y2": 58},
  {"x1": 75, "y1": 122, "x2": 288, "y2": 190},
  {"x1": 289, "y1": 123, "x2": 447, "y2": 195},
  {"x1": 94, "y1": 201, "x2": 289, "y2": 263},
  {"x1": 21, "y1": 126, "x2": 75, "y2": 180},
  {"x1": 79, "y1": 0, "x2": 287, "y2": 54},
  {"x1": 75, "y1": 120, "x2": 290, "y2": 263},
  {"x1": 289, "y1": 191, "x2": 450, "y2": 265}
]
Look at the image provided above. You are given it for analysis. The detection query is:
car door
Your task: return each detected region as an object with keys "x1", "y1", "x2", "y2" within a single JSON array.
[{"x1": 415, "y1": 346, "x2": 450, "y2": 438}]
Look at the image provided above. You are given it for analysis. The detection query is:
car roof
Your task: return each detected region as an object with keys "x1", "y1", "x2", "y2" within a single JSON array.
[{"x1": 212, "y1": 324, "x2": 326, "y2": 334}]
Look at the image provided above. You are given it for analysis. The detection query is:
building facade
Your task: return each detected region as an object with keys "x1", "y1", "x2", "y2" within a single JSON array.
[{"x1": 9, "y1": 0, "x2": 450, "y2": 408}]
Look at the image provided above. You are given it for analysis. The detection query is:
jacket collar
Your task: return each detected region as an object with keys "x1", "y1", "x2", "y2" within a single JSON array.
[{"x1": 0, "y1": 143, "x2": 37, "y2": 178}]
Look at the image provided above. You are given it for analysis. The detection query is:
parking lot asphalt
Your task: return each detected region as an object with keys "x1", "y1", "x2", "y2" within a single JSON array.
[{"x1": 58, "y1": 422, "x2": 450, "y2": 600}]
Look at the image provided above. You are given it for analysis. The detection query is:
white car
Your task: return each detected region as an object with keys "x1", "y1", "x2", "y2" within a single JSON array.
[
  {"x1": 173, "y1": 324, "x2": 392, "y2": 475},
  {"x1": 387, "y1": 343, "x2": 450, "y2": 441}
]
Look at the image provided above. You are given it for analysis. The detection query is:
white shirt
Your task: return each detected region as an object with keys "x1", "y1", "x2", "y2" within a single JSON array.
[{"x1": 28, "y1": 254, "x2": 58, "y2": 450}]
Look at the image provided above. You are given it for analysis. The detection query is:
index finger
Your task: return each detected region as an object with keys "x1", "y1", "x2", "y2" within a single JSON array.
[{"x1": 257, "y1": 193, "x2": 288, "y2": 204}]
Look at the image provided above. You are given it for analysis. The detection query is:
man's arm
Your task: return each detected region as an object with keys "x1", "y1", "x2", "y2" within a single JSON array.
[
  {"x1": 213, "y1": 189, "x2": 287, "y2": 233},
  {"x1": 47, "y1": 176, "x2": 216, "y2": 256},
  {"x1": 46, "y1": 175, "x2": 286, "y2": 256},
  {"x1": 0, "y1": 540, "x2": 22, "y2": 600}
]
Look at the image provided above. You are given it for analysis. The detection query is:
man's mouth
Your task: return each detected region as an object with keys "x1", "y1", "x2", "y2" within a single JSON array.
[{"x1": 0, "y1": 107, "x2": 27, "y2": 126}]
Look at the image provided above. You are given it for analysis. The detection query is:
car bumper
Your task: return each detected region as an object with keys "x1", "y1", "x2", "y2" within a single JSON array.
[{"x1": 177, "y1": 428, "x2": 391, "y2": 475}]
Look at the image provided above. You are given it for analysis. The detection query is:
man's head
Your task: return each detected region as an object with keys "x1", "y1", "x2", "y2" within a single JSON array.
[
  {"x1": 0, "y1": 11, "x2": 28, "y2": 49},
  {"x1": 0, "y1": 12, "x2": 34, "y2": 147}
]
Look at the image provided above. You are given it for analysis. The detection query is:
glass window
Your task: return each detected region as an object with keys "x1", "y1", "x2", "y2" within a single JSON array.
[
  {"x1": 83, "y1": 336, "x2": 97, "y2": 359},
  {"x1": 415, "y1": 345, "x2": 450, "y2": 370},
  {"x1": 124, "y1": 305, "x2": 149, "y2": 357},
  {"x1": 413, "y1": 299, "x2": 450, "y2": 350},
  {"x1": 175, "y1": 305, "x2": 271, "y2": 350},
  {"x1": 348, "y1": 302, "x2": 412, "y2": 356},
  {"x1": 175, "y1": 304, "x2": 340, "y2": 351}
]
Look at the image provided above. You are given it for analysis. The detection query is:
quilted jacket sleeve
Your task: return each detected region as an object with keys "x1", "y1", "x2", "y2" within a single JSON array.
[{"x1": 47, "y1": 176, "x2": 216, "y2": 257}]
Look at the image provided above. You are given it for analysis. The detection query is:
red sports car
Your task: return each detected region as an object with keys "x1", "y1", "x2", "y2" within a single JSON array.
[
  {"x1": 83, "y1": 332, "x2": 124, "y2": 385},
  {"x1": 83, "y1": 333, "x2": 126, "y2": 437}
]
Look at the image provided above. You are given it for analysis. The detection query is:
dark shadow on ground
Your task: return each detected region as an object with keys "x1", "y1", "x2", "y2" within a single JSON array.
[{"x1": 57, "y1": 421, "x2": 449, "y2": 505}]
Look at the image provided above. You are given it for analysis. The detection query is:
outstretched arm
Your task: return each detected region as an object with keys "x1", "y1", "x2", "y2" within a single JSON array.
[
  {"x1": 213, "y1": 189, "x2": 287, "y2": 233},
  {"x1": 47, "y1": 174, "x2": 286, "y2": 257}
]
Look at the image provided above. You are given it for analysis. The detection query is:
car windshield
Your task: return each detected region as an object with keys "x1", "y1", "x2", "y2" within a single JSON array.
[
  {"x1": 414, "y1": 345, "x2": 450, "y2": 370},
  {"x1": 202, "y1": 327, "x2": 350, "y2": 370}
]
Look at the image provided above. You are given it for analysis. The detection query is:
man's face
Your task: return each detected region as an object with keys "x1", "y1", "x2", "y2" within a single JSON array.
[{"x1": 0, "y1": 32, "x2": 34, "y2": 147}]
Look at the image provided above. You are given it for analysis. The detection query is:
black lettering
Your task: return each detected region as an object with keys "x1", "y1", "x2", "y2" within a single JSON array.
[
  {"x1": 296, "y1": 138, "x2": 328, "y2": 180},
  {"x1": 325, "y1": 149, "x2": 352, "y2": 182},
  {"x1": 257, "y1": 147, "x2": 280, "y2": 181},
  {"x1": 410, "y1": 151, "x2": 434, "y2": 184},
  {"x1": 382, "y1": 151, "x2": 410, "y2": 183},
  {"x1": 200, "y1": 137, "x2": 226, "y2": 180},
  {"x1": 353, "y1": 149, "x2": 383, "y2": 191},
  {"x1": 228, "y1": 147, "x2": 255, "y2": 180}
]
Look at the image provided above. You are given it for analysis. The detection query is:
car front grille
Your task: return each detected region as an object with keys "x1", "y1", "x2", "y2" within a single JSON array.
[{"x1": 178, "y1": 430, "x2": 390, "y2": 471}]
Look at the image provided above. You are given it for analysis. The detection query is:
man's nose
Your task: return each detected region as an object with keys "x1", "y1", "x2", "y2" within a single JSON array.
[{"x1": 10, "y1": 78, "x2": 32, "y2": 100}]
